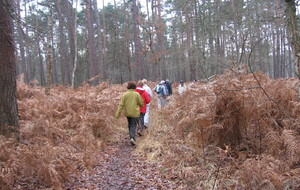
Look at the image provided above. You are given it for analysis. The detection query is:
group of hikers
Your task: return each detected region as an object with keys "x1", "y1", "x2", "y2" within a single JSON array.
[{"x1": 115, "y1": 79, "x2": 187, "y2": 146}]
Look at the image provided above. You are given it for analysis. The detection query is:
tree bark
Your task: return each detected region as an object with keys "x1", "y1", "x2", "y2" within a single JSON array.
[
  {"x1": 17, "y1": 0, "x2": 28, "y2": 83},
  {"x1": 72, "y1": 0, "x2": 78, "y2": 88},
  {"x1": 35, "y1": 1, "x2": 45, "y2": 86},
  {"x1": 157, "y1": 0, "x2": 166, "y2": 79},
  {"x1": 45, "y1": 6, "x2": 53, "y2": 95},
  {"x1": 86, "y1": 0, "x2": 98, "y2": 84},
  {"x1": 93, "y1": 0, "x2": 104, "y2": 81},
  {"x1": 0, "y1": 1, "x2": 20, "y2": 137},
  {"x1": 231, "y1": 0, "x2": 239, "y2": 62},
  {"x1": 102, "y1": 0, "x2": 108, "y2": 80},
  {"x1": 123, "y1": 0, "x2": 132, "y2": 82},
  {"x1": 24, "y1": 1, "x2": 33, "y2": 83},
  {"x1": 184, "y1": 0, "x2": 195, "y2": 81},
  {"x1": 285, "y1": 0, "x2": 300, "y2": 100},
  {"x1": 56, "y1": 0, "x2": 71, "y2": 85},
  {"x1": 133, "y1": 0, "x2": 143, "y2": 80},
  {"x1": 65, "y1": 0, "x2": 76, "y2": 83}
]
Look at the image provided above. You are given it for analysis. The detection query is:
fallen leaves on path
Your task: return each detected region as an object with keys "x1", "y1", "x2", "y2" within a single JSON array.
[{"x1": 65, "y1": 138, "x2": 187, "y2": 190}]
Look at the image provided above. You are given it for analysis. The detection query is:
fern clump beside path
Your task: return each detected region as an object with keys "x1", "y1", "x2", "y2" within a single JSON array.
[{"x1": 1, "y1": 72, "x2": 299, "y2": 189}]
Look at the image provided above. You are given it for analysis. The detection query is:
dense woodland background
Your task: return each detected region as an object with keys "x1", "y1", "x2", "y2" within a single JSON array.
[{"x1": 14, "y1": 0, "x2": 300, "y2": 86}]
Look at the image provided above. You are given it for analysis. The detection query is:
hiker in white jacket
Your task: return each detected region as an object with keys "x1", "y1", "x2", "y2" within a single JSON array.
[
  {"x1": 178, "y1": 80, "x2": 187, "y2": 95},
  {"x1": 142, "y1": 79, "x2": 153, "y2": 128}
]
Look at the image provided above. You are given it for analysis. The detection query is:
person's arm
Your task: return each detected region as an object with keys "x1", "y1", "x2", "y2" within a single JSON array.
[
  {"x1": 115, "y1": 95, "x2": 125, "y2": 119},
  {"x1": 163, "y1": 86, "x2": 169, "y2": 96},
  {"x1": 153, "y1": 85, "x2": 157, "y2": 92},
  {"x1": 137, "y1": 93, "x2": 144, "y2": 108},
  {"x1": 148, "y1": 86, "x2": 153, "y2": 98},
  {"x1": 144, "y1": 91, "x2": 151, "y2": 104}
]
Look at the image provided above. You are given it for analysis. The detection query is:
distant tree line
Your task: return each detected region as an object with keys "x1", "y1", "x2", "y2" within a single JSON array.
[{"x1": 12, "y1": 0, "x2": 300, "y2": 86}]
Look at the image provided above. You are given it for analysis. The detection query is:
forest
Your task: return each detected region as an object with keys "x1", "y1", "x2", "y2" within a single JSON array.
[
  {"x1": 0, "y1": 0, "x2": 300, "y2": 189},
  {"x1": 7, "y1": 0, "x2": 300, "y2": 85}
]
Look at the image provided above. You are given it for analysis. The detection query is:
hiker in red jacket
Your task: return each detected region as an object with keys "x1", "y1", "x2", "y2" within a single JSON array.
[{"x1": 135, "y1": 81, "x2": 151, "y2": 136}]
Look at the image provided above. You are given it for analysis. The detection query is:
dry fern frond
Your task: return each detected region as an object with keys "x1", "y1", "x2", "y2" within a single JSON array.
[
  {"x1": 264, "y1": 131, "x2": 283, "y2": 156},
  {"x1": 1, "y1": 81, "x2": 124, "y2": 189},
  {"x1": 150, "y1": 72, "x2": 300, "y2": 189},
  {"x1": 282, "y1": 130, "x2": 300, "y2": 164}
]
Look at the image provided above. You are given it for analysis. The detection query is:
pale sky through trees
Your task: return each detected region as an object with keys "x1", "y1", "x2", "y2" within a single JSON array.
[{"x1": 97, "y1": 0, "x2": 148, "y2": 12}]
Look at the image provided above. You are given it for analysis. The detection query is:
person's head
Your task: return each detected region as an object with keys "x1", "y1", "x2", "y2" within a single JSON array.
[
  {"x1": 127, "y1": 81, "x2": 136, "y2": 89},
  {"x1": 159, "y1": 80, "x2": 165, "y2": 85},
  {"x1": 166, "y1": 79, "x2": 170, "y2": 82},
  {"x1": 137, "y1": 80, "x2": 143, "y2": 87},
  {"x1": 180, "y1": 80, "x2": 184, "y2": 86},
  {"x1": 142, "y1": 79, "x2": 147, "y2": 84}
]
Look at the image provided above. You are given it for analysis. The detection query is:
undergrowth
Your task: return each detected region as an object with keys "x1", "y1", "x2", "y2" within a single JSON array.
[
  {"x1": 0, "y1": 81, "x2": 125, "y2": 189},
  {"x1": 136, "y1": 71, "x2": 300, "y2": 189},
  {"x1": 1, "y1": 71, "x2": 299, "y2": 189}
]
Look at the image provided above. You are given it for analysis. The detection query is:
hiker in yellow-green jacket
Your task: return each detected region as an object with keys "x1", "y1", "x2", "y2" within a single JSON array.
[{"x1": 116, "y1": 81, "x2": 144, "y2": 146}]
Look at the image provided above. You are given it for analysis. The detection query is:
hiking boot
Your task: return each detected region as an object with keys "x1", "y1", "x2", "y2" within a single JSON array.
[
  {"x1": 137, "y1": 128, "x2": 143, "y2": 136},
  {"x1": 137, "y1": 131, "x2": 143, "y2": 136},
  {"x1": 130, "y1": 138, "x2": 135, "y2": 146}
]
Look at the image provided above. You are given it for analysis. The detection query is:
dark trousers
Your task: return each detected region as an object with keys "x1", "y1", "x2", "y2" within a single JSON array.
[
  {"x1": 139, "y1": 113, "x2": 145, "y2": 130},
  {"x1": 126, "y1": 117, "x2": 139, "y2": 140}
]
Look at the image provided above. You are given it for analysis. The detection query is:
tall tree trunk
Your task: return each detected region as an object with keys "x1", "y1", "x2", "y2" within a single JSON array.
[
  {"x1": 37, "y1": 40, "x2": 45, "y2": 86},
  {"x1": 102, "y1": 0, "x2": 108, "y2": 80},
  {"x1": 72, "y1": 0, "x2": 78, "y2": 88},
  {"x1": 285, "y1": 0, "x2": 300, "y2": 100},
  {"x1": 184, "y1": 0, "x2": 195, "y2": 81},
  {"x1": 0, "y1": 1, "x2": 19, "y2": 138},
  {"x1": 17, "y1": 0, "x2": 28, "y2": 83},
  {"x1": 113, "y1": 0, "x2": 122, "y2": 83},
  {"x1": 65, "y1": 0, "x2": 75, "y2": 83},
  {"x1": 51, "y1": 24, "x2": 58, "y2": 85},
  {"x1": 45, "y1": 6, "x2": 53, "y2": 95},
  {"x1": 157, "y1": 0, "x2": 166, "y2": 79},
  {"x1": 145, "y1": 0, "x2": 152, "y2": 80},
  {"x1": 86, "y1": 0, "x2": 98, "y2": 84},
  {"x1": 231, "y1": 0, "x2": 239, "y2": 62},
  {"x1": 194, "y1": 0, "x2": 207, "y2": 80},
  {"x1": 281, "y1": 29, "x2": 286, "y2": 77},
  {"x1": 36, "y1": 1, "x2": 45, "y2": 86},
  {"x1": 171, "y1": 23, "x2": 180, "y2": 81},
  {"x1": 272, "y1": 23, "x2": 277, "y2": 78},
  {"x1": 133, "y1": 0, "x2": 143, "y2": 80},
  {"x1": 179, "y1": 10, "x2": 187, "y2": 81},
  {"x1": 123, "y1": 0, "x2": 132, "y2": 82},
  {"x1": 56, "y1": 0, "x2": 70, "y2": 85},
  {"x1": 274, "y1": 1, "x2": 281, "y2": 78},
  {"x1": 93, "y1": 0, "x2": 104, "y2": 81},
  {"x1": 24, "y1": 1, "x2": 33, "y2": 82},
  {"x1": 151, "y1": 0, "x2": 159, "y2": 80}
]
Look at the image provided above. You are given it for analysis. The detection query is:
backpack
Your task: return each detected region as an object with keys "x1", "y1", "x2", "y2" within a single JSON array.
[{"x1": 155, "y1": 85, "x2": 164, "y2": 95}]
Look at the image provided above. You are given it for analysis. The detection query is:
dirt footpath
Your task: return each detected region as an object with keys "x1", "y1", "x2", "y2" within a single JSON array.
[{"x1": 65, "y1": 138, "x2": 184, "y2": 190}]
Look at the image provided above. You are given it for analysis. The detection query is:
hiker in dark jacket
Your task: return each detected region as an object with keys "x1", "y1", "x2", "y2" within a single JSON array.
[
  {"x1": 116, "y1": 81, "x2": 143, "y2": 146},
  {"x1": 153, "y1": 80, "x2": 168, "y2": 109},
  {"x1": 165, "y1": 79, "x2": 172, "y2": 96}
]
